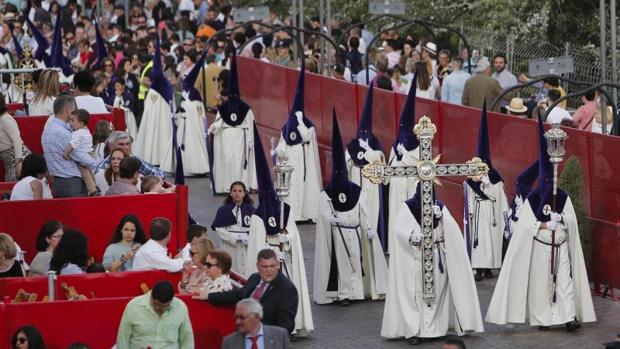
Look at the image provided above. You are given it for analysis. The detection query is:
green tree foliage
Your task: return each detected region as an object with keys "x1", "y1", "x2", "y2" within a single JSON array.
[{"x1": 558, "y1": 156, "x2": 590, "y2": 261}]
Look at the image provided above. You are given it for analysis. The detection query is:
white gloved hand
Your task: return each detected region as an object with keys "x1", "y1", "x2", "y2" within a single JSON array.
[
  {"x1": 329, "y1": 216, "x2": 341, "y2": 225},
  {"x1": 481, "y1": 175, "x2": 491, "y2": 185},
  {"x1": 550, "y1": 212, "x2": 562, "y2": 223},
  {"x1": 295, "y1": 111, "x2": 304, "y2": 125},
  {"x1": 359, "y1": 138, "x2": 370, "y2": 151},
  {"x1": 433, "y1": 205, "x2": 442, "y2": 218},
  {"x1": 270, "y1": 149, "x2": 276, "y2": 157},
  {"x1": 546, "y1": 221, "x2": 560, "y2": 231},
  {"x1": 396, "y1": 143, "x2": 407, "y2": 156},
  {"x1": 278, "y1": 233, "x2": 289, "y2": 243},
  {"x1": 409, "y1": 232, "x2": 423, "y2": 245},
  {"x1": 208, "y1": 124, "x2": 218, "y2": 135},
  {"x1": 514, "y1": 195, "x2": 524, "y2": 207},
  {"x1": 366, "y1": 228, "x2": 378, "y2": 240},
  {"x1": 240, "y1": 236, "x2": 249, "y2": 246},
  {"x1": 275, "y1": 249, "x2": 286, "y2": 262}
]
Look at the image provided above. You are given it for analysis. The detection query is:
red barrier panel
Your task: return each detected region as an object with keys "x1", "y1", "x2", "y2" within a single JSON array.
[
  {"x1": 0, "y1": 295, "x2": 235, "y2": 349},
  {"x1": 0, "y1": 186, "x2": 188, "y2": 262},
  {"x1": 0, "y1": 270, "x2": 182, "y2": 300},
  {"x1": 15, "y1": 113, "x2": 116, "y2": 155},
  {"x1": 7, "y1": 103, "x2": 23, "y2": 115}
]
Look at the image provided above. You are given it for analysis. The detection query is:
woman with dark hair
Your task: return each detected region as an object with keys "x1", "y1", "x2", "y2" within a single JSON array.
[
  {"x1": 405, "y1": 61, "x2": 438, "y2": 99},
  {"x1": 112, "y1": 58, "x2": 139, "y2": 97},
  {"x1": 49, "y1": 230, "x2": 89, "y2": 275},
  {"x1": 103, "y1": 214, "x2": 148, "y2": 272},
  {"x1": 11, "y1": 325, "x2": 45, "y2": 349},
  {"x1": 29, "y1": 221, "x2": 64, "y2": 276},
  {"x1": 92, "y1": 120, "x2": 113, "y2": 163},
  {"x1": 94, "y1": 148, "x2": 129, "y2": 194},
  {"x1": 0, "y1": 93, "x2": 29, "y2": 181},
  {"x1": 211, "y1": 181, "x2": 255, "y2": 277},
  {"x1": 10, "y1": 154, "x2": 52, "y2": 200},
  {"x1": 179, "y1": 49, "x2": 197, "y2": 80}
]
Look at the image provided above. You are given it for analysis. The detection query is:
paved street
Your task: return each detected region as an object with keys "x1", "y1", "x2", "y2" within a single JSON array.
[{"x1": 185, "y1": 177, "x2": 619, "y2": 349}]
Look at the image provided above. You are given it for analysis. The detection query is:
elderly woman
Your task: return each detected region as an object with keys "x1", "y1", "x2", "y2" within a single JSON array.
[
  {"x1": 0, "y1": 233, "x2": 25, "y2": 278},
  {"x1": 10, "y1": 154, "x2": 52, "y2": 200},
  {"x1": 103, "y1": 214, "x2": 148, "y2": 272},
  {"x1": 178, "y1": 237, "x2": 215, "y2": 294},
  {"x1": 196, "y1": 249, "x2": 234, "y2": 297},
  {"x1": 29, "y1": 69, "x2": 60, "y2": 116},
  {"x1": 29, "y1": 221, "x2": 64, "y2": 276},
  {"x1": 0, "y1": 94, "x2": 28, "y2": 181},
  {"x1": 49, "y1": 230, "x2": 89, "y2": 275}
]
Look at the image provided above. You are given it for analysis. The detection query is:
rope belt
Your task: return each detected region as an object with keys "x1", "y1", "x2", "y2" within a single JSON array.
[
  {"x1": 473, "y1": 196, "x2": 498, "y2": 248},
  {"x1": 534, "y1": 236, "x2": 567, "y2": 303},
  {"x1": 331, "y1": 223, "x2": 364, "y2": 276},
  {"x1": 301, "y1": 141, "x2": 309, "y2": 181}
]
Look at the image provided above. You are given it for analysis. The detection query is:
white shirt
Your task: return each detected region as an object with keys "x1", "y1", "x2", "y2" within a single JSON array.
[
  {"x1": 75, "y1": 95, "x2": 108, "y2": 114},
  {"x1": 546, "y1": 106, "x2": 571, "y2": 124},
  {"x1": 10, "y1": 176, "x2": 53, "y2": 200},
  {"x1": 69, "y1": 127, "x2": 93, "y2": 153},
  {"x1": 133, "y1": 239, "x2": 186, "y2": 272}
]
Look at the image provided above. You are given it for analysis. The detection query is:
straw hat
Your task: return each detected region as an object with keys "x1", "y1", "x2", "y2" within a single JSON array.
[{"x1": 506, "y1": 98, "x2": 528, "y2": 114}]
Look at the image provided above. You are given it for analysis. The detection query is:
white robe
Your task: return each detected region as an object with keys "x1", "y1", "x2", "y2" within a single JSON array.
[
  {"x1": 465, "y1": 180, "x2": 509, "y2": 269},
  {"x1": 381, "y1": 203, "x2": 484, "y2": 339},
  {"x1": 486, "y1": 198, "x2": 596, "y2": 326},
  {"x1": 161, "y1": 100, "x2": 210, "y2": 175},
  {"x1": 215, "y1": 207, "x2": 250, "y2": 278},
  {"x1": 346, "y1": 147, "x2": 385, "y2": 238},
  {"x1": 275, "y1": 125, "x2": 322, "y2": 222},
  {"x1": 387, "y1": 147, "x2": 419, "y2": 254},
  {"x1": 246, "y1": 215, "x2": 314, "y2": 335},
  {"x1": 209, "y1": 109, "x2": 257, "y2": 193},
  {"x1": 112, "y1": 95, "x2": 138, "y2": 141},
  {"x1": 314, "y1": 192, "x2": 388, "y2": 304},
  {"x1": 133, "y1": 89, "x2": 173, "y2": 166}
]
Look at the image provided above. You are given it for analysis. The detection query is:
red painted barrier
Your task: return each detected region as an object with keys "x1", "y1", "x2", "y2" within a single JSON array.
[
  {"x1": 237, "y1": 56, "x2": 620, "y2": 291},
  {"x1": 14, "y1": 109, "x2": 126, "y2": 156},
  {"x1": 0, "y1": 295, "x2": 235, "y2": 349},
  {"x1": 0, "y1": 185, "x2": 189, "y2": 262}
]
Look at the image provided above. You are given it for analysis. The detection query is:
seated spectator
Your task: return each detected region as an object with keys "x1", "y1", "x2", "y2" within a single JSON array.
[
  {"x1": 103, "y1": 214, "x2": 148, "y2": 272},
  {"x1": 0, "y1": 94, "x2": 28, "y2": 181},
  {"x1": 49, "y1": 230, "x2": 89, "y2": 275},
  {"x1": 95, "y1": 148, "x2": 127, "y2": 194},
  {"x1": 141, "y1": 175, "x2": 175, "y2": 194},
  {"x1": 179, "y1": 224, "x2": 208, "y2": 259},
  {"x1": 194, "y1": 249, "x2": 298, "y2": 334},
  {"x1": 133, "y1": 217, "x2": 189, "y2": 272},
  {"x1": 116, "y1": 281, "x2": 194, "y2": 348},
  {"x1": 105, "y1": 156, "x2": 141, "y2": 196},
  {"x1": 545, "y1": 89, "x2": 571, "y2": 124},
  {"x1": 29, "y1": 220, "x2": 64, "y2": 276},
  {"x1": 11, "y1": 325, "x2": 45, "y2": 349},
  {"x1": 221, "y1": 298, "x2": 292, "y2": 349},
  {"x1": 178, "y1": 237, "x2": 215, "y2": 294},
  {"x1": 74, "y1": 70, "x2": 108, "y2": 113},
  {"x1": 92, "y1": 120, "x2": 113, "y2": 164},
  {"x1": 0, "y1": 233, "x2": 25, "y2": 278},
  {"x1": 10, "y1": 154, "x2": 53, "y2": 200},
  {"x1": 200, "y1": 249, "x2": 234, "y2": 294},
  {"x1": 95, "y1": 131, "x2": 164, "y2": 177}
]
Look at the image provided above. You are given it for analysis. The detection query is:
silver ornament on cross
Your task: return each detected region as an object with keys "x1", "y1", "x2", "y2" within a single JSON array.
[{"x1": 362, "y1": 116, "x2": 489, "y2": 303}]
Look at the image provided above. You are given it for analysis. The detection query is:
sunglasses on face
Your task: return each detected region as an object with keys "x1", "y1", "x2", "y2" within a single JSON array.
[
  {"x1": 205, "y1": 261, "x2": 218, "y2": 268},
  {"x1": 16, "y1": 337, "x2": 27, "y2": 344},
  {"x1": 105, "y1": 64, "x2": 113, "y2": 67}
]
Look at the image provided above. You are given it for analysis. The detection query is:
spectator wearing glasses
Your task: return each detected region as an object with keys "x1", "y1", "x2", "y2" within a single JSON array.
[
  {"x1": 29, "y1": 221, "x2": 64, "y2": 276},
  {"x1": 178, "y1": 237, "x2": 216, "y2": 294},
  {"x1": 11, "y1": 325, "x2": 46, "y2": 349},
  {"x1": 221, "y1": 298, "x2": 292, "y2": 349},
  {"x1": 95, "y1": 131, "x2": 164, "y2": 178}
]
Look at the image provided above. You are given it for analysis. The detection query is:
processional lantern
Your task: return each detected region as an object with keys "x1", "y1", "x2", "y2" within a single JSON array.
[
  {"x1": 544, "y1": 124, "x2": 568, "y2": 197},
  {"x1": 273, "y1": 153, "x2": 294, "y2": 231}
]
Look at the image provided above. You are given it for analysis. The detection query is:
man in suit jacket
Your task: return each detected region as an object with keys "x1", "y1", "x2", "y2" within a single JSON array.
[
  {"x1": 195, "y1": 249, "x2": 299, "y2": 334},
  {"x1": 221, "y1": 298, "x2": 292, "y2": 349}
]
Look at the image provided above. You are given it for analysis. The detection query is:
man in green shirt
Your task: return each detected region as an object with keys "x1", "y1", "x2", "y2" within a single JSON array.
[{"x1": 116, "y1": 281, "x2": 194, "y2": 349}]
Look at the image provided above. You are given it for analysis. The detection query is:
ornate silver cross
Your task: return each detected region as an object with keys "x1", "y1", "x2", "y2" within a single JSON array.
[{"x1": 362, "y1": 116, "x2": 489, "y2": 303}]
